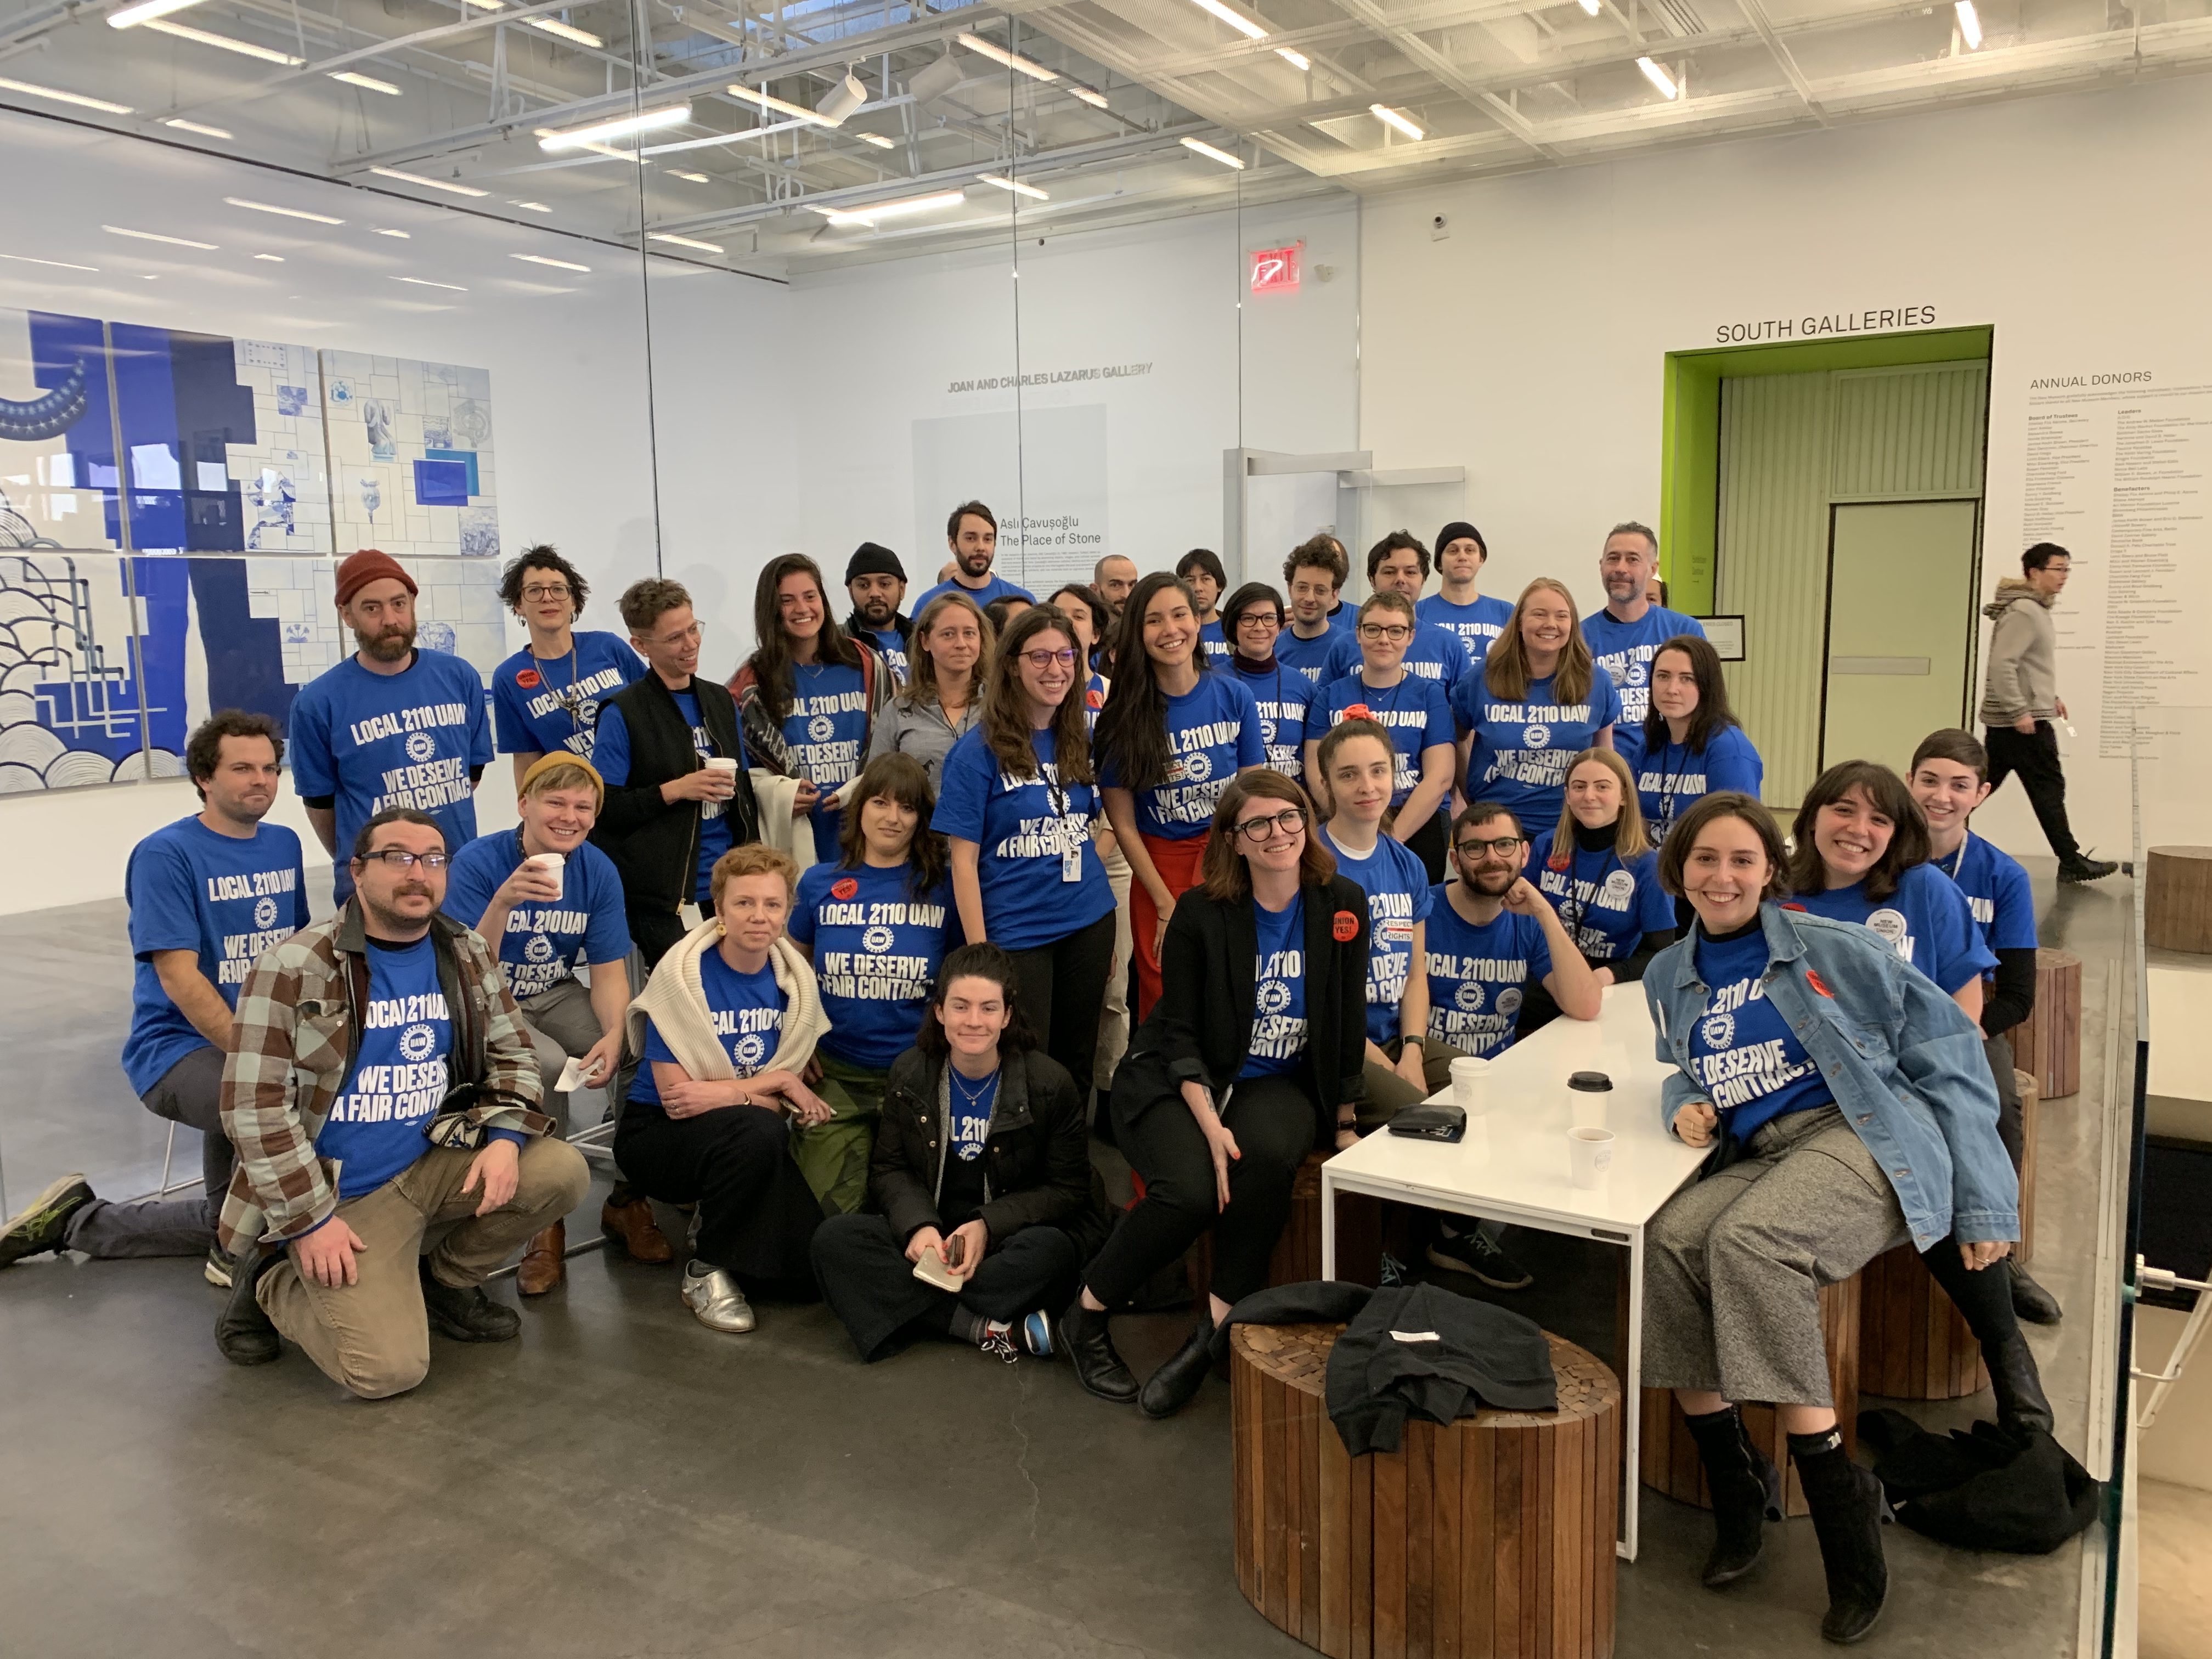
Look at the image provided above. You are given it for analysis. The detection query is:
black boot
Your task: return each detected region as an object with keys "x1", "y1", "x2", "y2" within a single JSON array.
[
  {"x1": 1984, "y1": 1334, "x2": 2055, "y2": 1438},
  {"x1": 1062, "y1": 1296, "x2": 1139, "y2": 1404},
  {"x1": 1682, "y1": 1405, "x2": 1783, "y2": 1588},
  {"x1": 419, "y1": 1259, "x2": 521, "y2": 1342},
  {"x1": 1140, "y1": 1312, "x2": 1218, "y2": 1419},
  {"x1": 2010, "y1": 1261, "x2": 2063, "y2": 1325},
  {"x1": 1790, "y1": 1427, "x2": 1889, "y2": 1644},
  {"x1": 215, "y1": 1247, "x2": 284, "y2": 1366}
]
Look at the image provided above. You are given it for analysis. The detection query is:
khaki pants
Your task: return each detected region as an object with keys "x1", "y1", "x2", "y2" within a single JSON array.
[
  {"x1": 258, "y1": 1140, "x2": 591, "y2": 1400},
  {"x1": 1361, "y1": 1034, "x2": 1465, "y2": 1130}
]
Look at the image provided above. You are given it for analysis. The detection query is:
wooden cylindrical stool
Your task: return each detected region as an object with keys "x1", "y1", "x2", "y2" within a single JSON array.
[
  {"x1": 2146, "y1": 846, "x2": 2212, "y2": 954},
  {"x1": 1858, "y1": 1242, "x2": 1985, "y2": 1401},
  {"x1": 2006, "y1": 948, "x2": 2081, "y2": 1098},
  {"x1": 1640, "y1": 1273, "x2": 1861, "y2": 1519},
  {"x1": 2017, "y1": 1069, "x2": 2040, "y2": 1263},
  {"x1": 1232, "y1": 1322, "x2": 1621, "y2": 1659}
]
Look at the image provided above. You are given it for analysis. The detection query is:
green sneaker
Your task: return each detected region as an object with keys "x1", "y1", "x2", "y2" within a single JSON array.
[{"x1": 1, "y1": 1174, "x2": 94, "y2": 1268}]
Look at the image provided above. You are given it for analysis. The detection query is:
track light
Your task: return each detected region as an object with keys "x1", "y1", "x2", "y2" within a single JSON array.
[
  {"x1": 369, "y1": 166, "x2": 489, "y2": 197},
  {"x1": 730, "y1": 83, "x2": 823, "y2": 124},
  {"x1": 527, "y1": 18, "x2": 602, "y2": 47},
  {"x1": 163, "y1": 117, "x2": 233, "y2": 138},
  {"x1": 1068, "y1": 84, "x2": 1110, "y2": 109},
  {"x1": 815, "y1": 71, "x2": 867, "y2": 127},
  {"x1": 1370, "y1": 104, "x2": 1423, "y2": 141},
  {"x1": 1180, "y1": 136, "x2": 1245, "y2": 170},
  {"x1": 812, "y1": 189, "x2": 966, "y2": 227},
  {"x1": 512, "y1": 253, "x2": 590, "y2": 272},
  {"x1": 104, "y1": 225, "x2": 217, "y2": 248},
  {"x1": 393, "y1": 275, "x2": 467, "y2": 291},
  {"x1": 1955, "y1": 0, "x2": 1983, "y2": 49},
  {"x1": 537, "y1": 103, "x2": 691, "y2": 151},
  {"x1": 857, "y1": 132, "x2": 895, "y2": 148},
  {"x1": 956, "y1": 32, "x2": 1058, "y2": 83},
  {"x1": 1636, "y1": 57, "x2": 1679, "y2": 99},
  {"x1": 907, "y1": 52, "x2": 964, "y2": 106}
]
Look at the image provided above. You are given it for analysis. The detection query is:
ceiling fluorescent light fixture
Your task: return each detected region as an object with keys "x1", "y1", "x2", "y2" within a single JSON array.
[
  {"x1": 370, "y1": 166, "x2": 489, "y2": 197},
  {"x1": 527, "y1": 18, "x2": 602, "y2": 46},
  {"x1": 331, "y1": 71, "x2": 402, "y2": 94},
  {"x1": 977, "y1": 173, "x2": 1048, "y2": 200},
  {"x1": 372, "y1": 227, "x2": 411, "y2": 237},
  {"x1": 224, "y1": 196, "x2": 344, "y2": 224},
  {"x1": 512, "y1": 253, "x2": 590, "y2": 271},
  {"x1": 1636, "y1": 56, "x2": 1679, "y2": 98},
  {"x1": 163, "y1": 117, "x2": 233, "y2": 138},
  {"x1": 1068, "y1": 84, "x2": 1110, "y2": 108},
  {"x1": 109, "y1": 0, "x2": 208, "y2": 26},
  {"x1": 814, "y1": 188, "x2": 966, "y2": 226},
  {"x1": 1276, "y1": 48, "x2": 1309, "y2": 70},
  {"x1": 103, "y1": 224, "x2": 218, "y2": 248},
  {"x1": 857, "y1": 132, "x2": 895, "y2": 148},
  {"x1": 956, "y1": 32, "x2": 1058, "y2": 83},
  {"x1": 393, "y1": 275, "x2": 466, "y2": 290},
  {"x1": 648, "y1": 232, "x2": 724, "y2": 252},
  {"x1": 1955, "y1": 0, "x2": 1982, "y2": 49},
  {"x1": 252, "y1": 253, "x2": 284, "y2": 261},
  {"x1": 1370, "y1": 104, "x2": 1423, "y2": 140},
  {"x1": 141, "y1": 19, "x2": 303, "y2": 64},
  {"x1": 1187, "y1": 0, "x2": 1268, "y2": 41},
  {"x1": 462, "y1": 0, "x2": 504, "y2": 8},
  {"x1": 669, "y1": 170, "x2": 710, "y2": 182},
  {"x1": 0, "y1": 253, "x2": 101, "y2": 272},
  {"x1": 0, "y1": 75, "x2": 133, "y2": 114},
  {"x1": 511, "y1": 199, "x2": 552, "y2": 211},
  {"x1": 730, "y1": 83, "x2": 820, "y2": 123},
  {"x1": 1179, "y1": 135, "x2": 1245, "y2": 170},
  {"x1": 537, "y1": 103, "x2": 690, "y2": 150},
  {"x1": 1577, "y1": 0, "x2": 1600, "y2": 13}
]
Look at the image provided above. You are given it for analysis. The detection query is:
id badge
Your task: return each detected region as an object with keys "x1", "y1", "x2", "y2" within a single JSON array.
[{"x1": 1062, "y1": 845, "x2": 1084, "y2": 883}]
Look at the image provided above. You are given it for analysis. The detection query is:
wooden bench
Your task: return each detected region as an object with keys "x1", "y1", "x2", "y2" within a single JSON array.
[
  {"x1": 2146, "y1": 846, "x2": 2212, "y2": 953},
  {"x1": 2007, "y1": 948, "x2": 2081, "y2": 1099},
  {"x1": 1233, "y1": 1321, "x2": 1621, "y2": 1659},
  {"x1": 1640, "y1": 1274, "x2": 1860, "y2": 1519}
]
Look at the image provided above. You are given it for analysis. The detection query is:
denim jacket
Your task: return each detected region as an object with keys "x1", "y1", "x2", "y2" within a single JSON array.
[{"x1": 1642, "y1": 901, "x2": 2018, "y2": 1251}]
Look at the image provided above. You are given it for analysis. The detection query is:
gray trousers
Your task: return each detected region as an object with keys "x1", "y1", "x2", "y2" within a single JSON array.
[
  {"x1": 63, "y1": 1047, "x2": 230, "y2": 1259},
  {"x1": 517, "y1": 975, "x2": 614, "y2": 1137},
  {"x1": 1643, "y1": 1105, "x2": 1910, "y2": 1406}
]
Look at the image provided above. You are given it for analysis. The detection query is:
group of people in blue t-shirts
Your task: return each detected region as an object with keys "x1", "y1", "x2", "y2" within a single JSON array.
[{"x1": 5, "y1": 508, "x2": 2075, "y2": 1646}]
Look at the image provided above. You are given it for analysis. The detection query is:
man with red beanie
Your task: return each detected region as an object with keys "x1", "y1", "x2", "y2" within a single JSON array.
[{"x1": 289, "y1": 549, "x2": 493, "y2": 899}]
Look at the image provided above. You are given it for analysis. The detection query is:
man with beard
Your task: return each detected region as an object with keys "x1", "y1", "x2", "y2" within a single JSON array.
[
  {"x1": 912, "y1": 500, "x2": 1034, "y2": 614},
  {"x1": 213, "y1": 808, "x2": 588, "y2": 1396},
  {"x1": 1581, "y1": 521, "x2": 1706, "y2": 767},
  {"x1": 1417, "y1": 802, "x2": 1599, "y2": 1291},
  {"x1": 1092, "y1": 554, "x2": 1138, "y2": 622},
  {"x1": 843, "y1": 542, "x2": 913, "y2": 681},
  {"x1": 289, "y1": 549, "x2": 493, "y2": 902},
  {"x1": 1, "y1": 713, "x2": 308, "y2": 1280}
]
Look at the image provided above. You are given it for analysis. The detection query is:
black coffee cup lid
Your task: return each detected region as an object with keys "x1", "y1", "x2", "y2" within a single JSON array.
[{"x1": 1567, "y1": 1070, "x2": 1613, "y2": 1092}]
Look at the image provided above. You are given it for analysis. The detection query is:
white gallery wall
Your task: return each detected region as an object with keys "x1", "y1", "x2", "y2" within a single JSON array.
[{"x1": 1357, "y1": 74, "x2": 2212, "y2": 856}]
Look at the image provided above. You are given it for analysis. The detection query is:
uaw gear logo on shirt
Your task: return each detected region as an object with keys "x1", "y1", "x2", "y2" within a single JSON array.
[
  {"x1": 1455, "y1": 980, "x2": 1486, "y2": 1013},
  {"x1": 405, "y1": 730, "x2": 437, "y2": 764},
  {"x1": 524, "y1": 934, "x2": 556, "y2": 964},
  {"x1": 398, "y1": 1023, "x2": 438, "y2": 1063},
  {"x1": 862, "y1": 924, "x2": 895, "y2": 953},
  {"x1": 1249, "y1": 946, "x2": 1307, "y2": 1058},
  {"x1": 253, "y1": 895, "x2": 279, "y2": 929},
  {"x1": 1700, "y1": 1011, "x2": 1735, "y2": 1049},
  {"x1": 1626, "y1": 662, "x2": 1647, "y2": 687},
  {"x1": 733, "y1": 1031, "x2": 768, "y2": 1068},
  {"x1": 1257, "y1": 978, "x2": 1293, "y2": 1015},
  {"x1": 808, "y1": 714, "x2": 836, "y2": 743},
  {"x1": 1523, "y1": 725, "x2": 1551, "y2": 749},
  {"x1": 1260, "y1": 718, "x2": 1278, "y2": 746}
]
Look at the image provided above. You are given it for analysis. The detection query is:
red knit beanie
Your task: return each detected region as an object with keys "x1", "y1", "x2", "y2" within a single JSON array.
[{"x1": 335, "y1": 548, "x2": 417, "y2": 608}]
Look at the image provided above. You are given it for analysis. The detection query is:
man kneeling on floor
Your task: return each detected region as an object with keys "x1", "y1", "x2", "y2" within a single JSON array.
[{"x1": 215, "y1": 806, "x2": 590, "y2": 1397}]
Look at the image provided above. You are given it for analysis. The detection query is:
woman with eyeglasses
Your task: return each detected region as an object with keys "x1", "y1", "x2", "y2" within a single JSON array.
[
  {"x1": 1097, "y1": 572, "x2": 1265, "y2": 1019},
  {"x1": 1454, "y1": 577, "x2": 1621, "y2": 843},
  {"x1": 866, "y1": 592, "x2": 992, "y2": 791},
  {"x1": 1062, "y1": 771, "x2": 1372, "y2": 1418},
  {"x1": 1637, "y1": 635, "x2": 1763, "y2": 845},
  {"x1": 1046, "y1": 582, "x2": 1113, "y2": 694},
  {"x1": 934, "y1": 605, "x2": 1120, "y2": 1101},
  {"x1": 491, "y1": 544, "x2": 645, "y2": 788},
  {"x1": 1222, "y1": 580, "x2": 1315, "y2": 787},
  {"x1": 1305, "y1": 591, "x2": 1458, "y2": 881}
]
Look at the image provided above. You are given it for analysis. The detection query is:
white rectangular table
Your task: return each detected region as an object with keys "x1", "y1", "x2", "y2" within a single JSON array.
[{"x1": 1319, "y1": 985, "x2": 1708, "y2": 1561}]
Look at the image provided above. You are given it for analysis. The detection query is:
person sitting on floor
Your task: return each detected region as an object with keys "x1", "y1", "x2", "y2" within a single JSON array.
[
  {"x1": 1642, "y1": 792, "x2": 2027, "y2": 1644},
  {"x1": 1065, "y1": 770, "x2": 1372, "y2": 1419},
  {"x1": 2, "y1": 711, "x2": 307, "y2": 1284},
  {"x1": 810, "y1": 943, "x2": 1104, "y2": 1363},
  {"x1": 616, "y1": 844, "x2": 834, "y2": 1335},
  {"x1": 212, "y1": 807, "x2": 589, "y2": 1398},
  {"x1": 443, "y1": 754, "x2": 635, "y2": 1294}
]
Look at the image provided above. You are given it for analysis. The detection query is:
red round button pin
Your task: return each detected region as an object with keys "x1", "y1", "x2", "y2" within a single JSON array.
[
  {"x1": 515, "y1": 669, "x2": 542, "y2": 689},
  {"x1": 1332, "y1": 910, "x2": 1360, "y2": 943},
  {"x1": 831, "y1": 877, "x2": 859, "y2": 901}
]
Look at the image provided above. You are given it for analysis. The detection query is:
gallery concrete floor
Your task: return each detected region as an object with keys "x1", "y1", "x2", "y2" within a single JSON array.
[{"x1": 0, "y1": 864, "x2": 2131, "y2": 1658}]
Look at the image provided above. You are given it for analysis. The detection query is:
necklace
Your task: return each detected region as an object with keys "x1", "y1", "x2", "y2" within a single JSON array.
[
  {"x1": 950, "y1": 1063, "x2": 1000, "y2": 1114},
  {"x1": 536, "y1": 635, "x2": 584, "y2": 733}
]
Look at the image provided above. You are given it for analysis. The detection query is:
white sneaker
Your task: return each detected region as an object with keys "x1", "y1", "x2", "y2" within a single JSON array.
[{"x1": 681, "y1": 1261, "x2": 755, "y2": 1333}]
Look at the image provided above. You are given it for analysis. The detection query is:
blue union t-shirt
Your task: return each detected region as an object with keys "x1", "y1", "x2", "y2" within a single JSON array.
[
  {"x1": 1526, "y1": 829, "x2": 1673, "y2": 963},
  {"x1": 121, "y1": 816, "x2": 311, "y2": 1097},
  {"x1": 866, "y1": 627, "x2": 910, "y2": 682},
  {"x1": 490, "y1": 631, "x2": 642, "y2": 759},
  {"x1": 913, "y1": 573, "x2": 1033, "y2": 615},
  {"x1": 933, "y1": 725, "x2": 1115, "y2": 952},
  {"x1": 1454, "y1": 667, "x2": 1624, "y2": 838},
  {"x1": 289, "y1": 650, "x2": 493, "y2": 899},
  {"x1": 1788, "y1": 862, "x2": 1996, "y2": 995},
  {"x1": 1322, "y1": 828, "x2": 1432, "y2": 1044},
  {"x1": 1198, "y1": 618, "x2": 1232, "y2": 667},
  {"x1": 1314, "y1": 670, "x2": 1456, "y2": 813},
  {"x1": 443, "y1": 830, "x2": 632, "y2": 1000},
  {"x1": 1098, "y1": 673, "x2": 1262, "y2": 840},
  {"x1": 1582, "y1": 606, "x2": 1707, "y2": 732},
  {"x1": 1417, "y1": 593, "x2": 1515, "y2": 665},
  {"x1": 630, "y1": 951, "x2": 788, "y2": 1108},
  {"x1": 1937, "y1": 833, "x2": 2038, "y2": 960},
  {"x1": 1277, "y1": 626, "x2": 1359, "y2": 687},
  {"x1": 315, "y1": 935, "x2": 477, "y2": 1200},
  {"x1": 1686, "y1": 924, "x2": 1830, "y2": 1141},
  {"x1": 1421, "y1": 893, "x2": 1551, "y2": 1057},
  {"x1": 1233, "y1": 660, "x2": 1314, "y2": 783},
  {"x1": 590, "y1": 691, "x2": 732, "y2": 904},
  {"x1": 1635, "y1": 725, "x2": 1764, "y2": 843},
  {"x1": 783, "y1": 662, "x2": 870, "y2": 863},
  {"x1": 788, "y1": 860, "x2": 955, "y2": 1069},
  {"x1": 1400, "y1": 620, "x2": 1471, "y2": 688},
  {"x1": 1239, "y1": 895, "x2": 1309, "y2": 1080}
]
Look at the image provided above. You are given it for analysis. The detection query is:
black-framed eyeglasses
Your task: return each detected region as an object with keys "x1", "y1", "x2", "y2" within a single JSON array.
[
  {"x1": 1019, "y1": 647, "x2": 1077, "y2": 668},
  {"x1": 1233, "y1": 806, "x2": 1308, "y2": 843},
  {"x1": 1234, "y1": 611, "x2": 1283, "y2": 630},
  {"x1": 520, "y1": 583, "x2": 572, "y2": 602},
  {"x1": 1454, "y1": 835, "x2": 1525, "y2": 859},
  {"x1": 356, "y1": 849, "x2": 450, "y2": 871},
  {"x1": 1358, "y1": 622, "x2": 1412, "y2": 642}
]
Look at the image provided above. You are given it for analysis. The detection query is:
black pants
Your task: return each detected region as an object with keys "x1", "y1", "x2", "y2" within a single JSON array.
[
  {"x1": 614, "y1": 1104, "x2": 823, "y2": 1282},
  {"x1": 1986, "y1": 1032, "x2": 2025, "y2": 1173},
  {"x1": 810, "y1": 1212, "x2": 1081, "y2": 1361},
  {"x1": 1084, "y1": 1057, "x2": 1320, "y2": 1308},
  {"x1": 1918, "y1": 1229, "x2": 2023, "y2": 1347},
  {"x1": 1005, "y1": 911, "x2": 1116, "y2": 1101},
  {"x1": 628, "y1": 902, "x2": 709, "y2": 971},
  {"x1": 1403, "y1": 811, "x2": 1447, "y2": 884},
  {"x1": 1983, "y1": 722, "x2": 2080, "y2": 862}
]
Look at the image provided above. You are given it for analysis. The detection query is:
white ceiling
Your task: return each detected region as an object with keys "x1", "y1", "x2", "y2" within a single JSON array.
[{"x1": 3, "y1": 0, "x2": 2209, "y2": 276}]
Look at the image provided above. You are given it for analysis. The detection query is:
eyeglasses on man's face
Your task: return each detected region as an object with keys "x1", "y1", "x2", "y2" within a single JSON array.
[
  {"x1": 1019, "y1": 647, "x2": 1077, "y2": 669},
  {"x1": 1233, "y1": 806, "x2": 1308, "y2": 843},
  {"x1": 357, "y1": 848, "x2": 450, "y2": 871},
  {"x1": 521, "y1": 583, "x2": 572, "y2": 602},
  {"x1": 1455, "y1": 834, "x2": 1525, "y2": 860},
  {"x1": 1358, "y1": 622, "x2": 1412, "y2": 642}
]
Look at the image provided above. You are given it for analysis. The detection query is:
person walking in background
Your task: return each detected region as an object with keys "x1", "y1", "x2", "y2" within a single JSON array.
[
  {"x1": 842, "y1": 542, "x2": 913, "y2": 681},
  {"x1": 913, "y1": 501, "x2": 1034, "y2": 613},
  {"x1": 491, "y1": 545, "x2": 644, "y2": 787},
  {"x1": 1979, "y1": 543, "x2": 2116, "y2": 883}
]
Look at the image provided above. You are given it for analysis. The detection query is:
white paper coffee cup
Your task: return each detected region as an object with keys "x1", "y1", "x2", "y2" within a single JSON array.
[
  {"x1": 528, "y1": 851, "x2": 565, "y2": 899},
  {"x1": 703, "y1": 756, "x2": 739, "y2": 776},
  {"x1": 1448, "y1": 1055, "x2": 1490, "y2": 1114},
  {"x1": 1567, "y1": 1125, "x2": 1615, "y2": 1189}
]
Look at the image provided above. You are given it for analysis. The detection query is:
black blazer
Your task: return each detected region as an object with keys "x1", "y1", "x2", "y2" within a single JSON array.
[
  {"x1": 590, "y1": 672, "x2": 760, "y2": 912},
  {"x1": 1126, "y1": 876, "x2": 1370, "y2": 1142}
]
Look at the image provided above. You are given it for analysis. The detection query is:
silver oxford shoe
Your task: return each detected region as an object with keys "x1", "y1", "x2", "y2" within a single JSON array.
[{"x1": 681, "y1": 1262, "x2": 756, "y2": 1333}]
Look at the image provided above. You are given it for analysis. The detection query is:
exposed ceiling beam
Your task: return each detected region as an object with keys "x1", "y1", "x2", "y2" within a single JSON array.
[
  {"x1": 1319, "y1": 0, "x2": 1560, "y2": 159},
  {"x1": 1734, "y1": 0, "x2": 1831, "y2": 125}
]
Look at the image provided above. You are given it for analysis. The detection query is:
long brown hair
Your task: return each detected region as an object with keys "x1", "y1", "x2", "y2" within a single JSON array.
[
  {"x1": 1198, "y1": 770, "x2": 1336, "y2": 902},
  {"x1": 746, "y1": 554, "x2": 864, "y2": 724},
  {"x1": 898, "y1": 591, "x2": 993, "y2": 713},
  {"x1": 832, "y1": 751, "x2": 950, "y2": 893},
  {"x1": 1095, "y1": 571, "x2": 1202, "y2": 792},
  {"x1": 1641, "y1": 633, "x2": 1740, "y2": 755},
  {"x1": 1484, "y1": 577, "x2": 1594, "y2": 704},
  {"x1": 1787, "y1": 760, "x2": 1929, "y2": 902},
  {"x1": 979, "y1": 604, "x2": 1093, "y2": 783},
  {"x1": 1546, "y1": 747, "x2": 1651, "y2": 867}
]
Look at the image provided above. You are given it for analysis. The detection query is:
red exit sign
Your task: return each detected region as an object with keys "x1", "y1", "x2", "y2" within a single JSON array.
[{"x1": 1250, "y1": 244, "x2": 1300, "y2": 292}]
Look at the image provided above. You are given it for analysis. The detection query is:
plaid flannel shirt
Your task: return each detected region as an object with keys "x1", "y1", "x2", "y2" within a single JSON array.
[{"x1": 217, "y1": 901, "x2": 549, "y2": 1255}]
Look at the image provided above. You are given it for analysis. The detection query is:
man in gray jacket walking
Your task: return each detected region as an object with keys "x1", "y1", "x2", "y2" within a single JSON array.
[{"x1": 1979, "y1": 543, "x2": 2116, "y2": 883}]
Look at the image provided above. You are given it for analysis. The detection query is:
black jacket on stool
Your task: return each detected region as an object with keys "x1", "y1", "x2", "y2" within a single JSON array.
[{"x1": 590, "y1": 672, "x2": 760, "y2": 913}]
